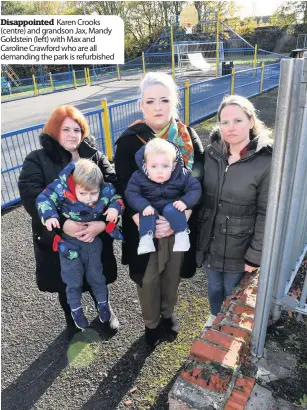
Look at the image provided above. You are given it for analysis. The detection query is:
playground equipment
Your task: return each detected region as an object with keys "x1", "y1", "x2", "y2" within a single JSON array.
[
  {"x1": 297, "y1": 33, "x2": 307, "y2": 49},
  {"x1": 1, "y1": 65, "x2": 21, "y2": 87},
  {"x1": 1, "y1": 7, "x2": 288, "y2": 102},
  {"x1": 144, "y1": 10, "x2": 260, "y2": 78},
  {"x1": 175, "y1": 41, "x2": 223, "y2": 75},
  {"x1": 1, "y1": 78, "x2": 12, "y2": 95}
]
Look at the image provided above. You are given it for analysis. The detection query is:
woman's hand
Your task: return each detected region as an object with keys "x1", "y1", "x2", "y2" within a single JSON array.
[
  {"x1": 244, "y1": 264, "x2": 258, "y2": 273},
  {"x1": 63, "y1": 220, "x2": 87, "y2": 237},
  {"x1": 63, "y1": 220, "x2": 106, "y2": 243},
  {"x1": 185, "y1": 209, "x2": 192, "y2": 221},
  {"x1": 76, "y1": 221, "x2": 106, "y2": 243},
  {"x1": 155, "y1": 216, "x2": 174, "y2": 239},
  {"x1": 132, "y1": 213, "x2": 140, "y2": 228}
]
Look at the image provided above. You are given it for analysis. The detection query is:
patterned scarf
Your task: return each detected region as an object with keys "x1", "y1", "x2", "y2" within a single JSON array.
[{"x1": 131, "y1": 118, "x2": 194, "y2": 169}]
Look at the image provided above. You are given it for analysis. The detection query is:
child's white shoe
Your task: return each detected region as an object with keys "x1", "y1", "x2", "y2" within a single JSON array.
[
  {"x1": 138, "y1": 234, "x2": 155, "y2": 255},
  {"x1": 173, "y1": 230, "x2": 190, "y2": 252}
]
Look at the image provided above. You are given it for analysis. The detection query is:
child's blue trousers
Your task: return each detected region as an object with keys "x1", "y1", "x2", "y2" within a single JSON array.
[
  {"x1": 59, "y1": 235, "x2": 107, "y2": 310},
  {"x1": 139, "y1": 203, "x2": 188, "y2": 238}
]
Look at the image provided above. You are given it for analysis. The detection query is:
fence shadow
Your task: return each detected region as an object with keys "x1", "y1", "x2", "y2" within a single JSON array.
[
  {"x1": 81, "y1": 335, "x2": 152, "y2": 410},
  {"x1": 2, "y1": 320, "x2": 114, "y2": 410},
  {"x1": 148, "y1": 365, "x2": 184, "y2": 410},
  {"x1": 2, "y1": 331, "x2": 68, "y2": 410}
]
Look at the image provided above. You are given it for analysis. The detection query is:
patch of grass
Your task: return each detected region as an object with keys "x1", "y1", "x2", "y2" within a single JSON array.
[
  {"x1": 295, "y1": 394, "x2": 307, "y2": 409},
  {"x1": 134, "y1": 295, "x2": 210, "y2": 409},
  {"x1": 199, "y1": 116, "x2": 217, "y2": 132}
]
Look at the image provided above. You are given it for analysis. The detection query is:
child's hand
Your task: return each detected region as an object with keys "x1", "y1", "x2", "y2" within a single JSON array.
[
  {"x1": 103, "y1": 208, "x2": 119, "y2": 222},
  {"x1": 45, "y1": 218, "x2": 60, "y2": 231},
  {"x1": 173, "y1": 201, "x2": 187, "y2": 212},
  {"x1": 143, "y1": 206, "x2": 155, "y2": 216}
]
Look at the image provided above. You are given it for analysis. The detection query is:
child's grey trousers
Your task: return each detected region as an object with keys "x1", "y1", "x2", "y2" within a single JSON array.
[{"x1": 59, "y1": 235, "x2": 107, "y2": 310}]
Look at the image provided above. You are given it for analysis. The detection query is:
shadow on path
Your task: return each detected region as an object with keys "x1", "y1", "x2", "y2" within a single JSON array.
[
  {"x1": 2, "y1": 331, "x2": 68, "y2": 410},
  {"x1": 82, "y1": 335, "x2": 152, "y2": 410},
  {"x1": 149, "y1": 366, "x2": 184, "y2": 410},
  {"x1": 2, "y1": 320, "x2": 114, "y2": 410}
]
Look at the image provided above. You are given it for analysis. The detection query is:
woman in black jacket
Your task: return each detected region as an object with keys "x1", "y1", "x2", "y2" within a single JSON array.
[
  {"x1": 114, "y1": 72, "x2": 204, "y2": 347},
  {"x1": 18, "y1": 105, "x2": 120, "y2": 340},
  {"x1": 196, "y1": 95, "x2": 272, "y2": 327}
]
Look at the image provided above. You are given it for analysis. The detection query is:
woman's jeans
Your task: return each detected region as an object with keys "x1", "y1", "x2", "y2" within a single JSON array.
[{"x1": 205, "y1": 266, "x2": 245, "y2": 315}]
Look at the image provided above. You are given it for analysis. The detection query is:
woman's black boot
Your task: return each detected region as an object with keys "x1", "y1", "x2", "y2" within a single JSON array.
[{"x1": 145, "y1": 326, "x2": 161, "y2": 348}]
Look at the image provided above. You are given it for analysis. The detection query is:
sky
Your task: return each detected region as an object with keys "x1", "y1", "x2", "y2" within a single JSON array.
[{"x1": 235, "y1": 0, "x2": 287, "y2": 19}]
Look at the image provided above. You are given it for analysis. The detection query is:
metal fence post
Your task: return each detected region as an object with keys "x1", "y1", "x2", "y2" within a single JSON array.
[
  {"x1": 185, "y1": 81, "x2": 190, "y2": 125},
  {"x1": 215, "y1": 11, "x2": 220, "y2": 78},
  {"x1": 87, "y1": 68, "x2": 91, "y2": 86},
  {"x1": 260, "y1": 63, "x2": 265, "y2": 94},
  {"x1": 32, "y1": 75, "x2": 38, "y2": 96},
  {"x1": 72, "y1": 70, "x2": 77, "y2": 88},
  {"x1": 270, "y1": 55, "x2": 307, "y2": 321},
  {"x1": 84, "y1": 68, "x2": 88, "y2": 85},
  {"x1": 117, "y1": 65, "x2": 121, "y2": 81},
  {"x1": 49, "y1": 72, "x2": 54, "y2": 92},
  {"x1": 253, "y1": 44, "x2": 258, "y2": 68},
  {"x1": 231, "y1": 68, "x2": 235, "y2": 94},
  {"x1": 251, "y1": 57, "x2": 303, "y2": 357},
  {"x1": 171, "y1": 25, "x2": 175, "y2": 79},
  {"x1": 142, "y1": 52, "x2": 146, "y2": 76},
  {"x1": 101, "y1": 99, "x2": 113, "y2": 160}
]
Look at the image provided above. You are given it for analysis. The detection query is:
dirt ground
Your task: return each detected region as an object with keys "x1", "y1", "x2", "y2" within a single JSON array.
[{"x1": 2, "y1": 88, "x2": 306, "y2": 410}]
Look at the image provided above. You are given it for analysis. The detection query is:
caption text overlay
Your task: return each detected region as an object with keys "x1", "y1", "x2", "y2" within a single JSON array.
[{"x1": 1, "y1": 15, "x2": 124, "y2": 64}]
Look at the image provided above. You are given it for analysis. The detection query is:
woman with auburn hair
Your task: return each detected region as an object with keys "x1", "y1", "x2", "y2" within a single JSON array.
[{"x1": 19, "y1": 105, "x2": 120, "y2": 341}]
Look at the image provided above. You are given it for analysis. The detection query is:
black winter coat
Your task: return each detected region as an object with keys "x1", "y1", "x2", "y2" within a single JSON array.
[
  {"x1": 196, "y1": 130, "x2": 273, "y2": 272},
  {"x1": 114, "y1": 122, "x2": 204, "y2": 286},
  {"x1": 18, "y1": 133, "x2": 118, "y2": 293},
  {"x1": 125, "y1": 143, "x2": 202, "y2": 213}
]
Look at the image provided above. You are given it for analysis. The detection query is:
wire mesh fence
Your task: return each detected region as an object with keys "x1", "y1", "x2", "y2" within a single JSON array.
[{"x1": 1, "y1": 64, "x2": 281, "y2": 209}]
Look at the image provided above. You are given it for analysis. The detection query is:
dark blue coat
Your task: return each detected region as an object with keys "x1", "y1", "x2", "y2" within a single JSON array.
[{"x1": 125, "y1": 143, "x2": 201, "y2": 213}]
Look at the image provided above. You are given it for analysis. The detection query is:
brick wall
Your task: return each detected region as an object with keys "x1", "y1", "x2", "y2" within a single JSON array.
[{"x1": 169, "y1": 271, "x2": 259, "y2": 410}]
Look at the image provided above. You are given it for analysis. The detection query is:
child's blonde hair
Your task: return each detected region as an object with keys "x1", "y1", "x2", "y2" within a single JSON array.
[
  {"x1": 72, "y1": 159, "x2": 103, "y2": 190},
  {"x1": 144, "y1": 138, "x2": 177, "y2": 162}
]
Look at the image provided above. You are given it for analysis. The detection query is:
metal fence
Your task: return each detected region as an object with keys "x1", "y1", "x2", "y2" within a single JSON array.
[
  {"x1": 1, "y1": 63, "x2": 280, "y2": 209},
  {"x1": 1, "y1": 109, "x2": 105, "y2": 209},
  {"x1": 252, "y1": 53, "x2": 307, "y2": 357}
]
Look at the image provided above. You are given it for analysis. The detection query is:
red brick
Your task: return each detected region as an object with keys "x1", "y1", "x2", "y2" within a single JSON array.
[
  {"x1": 220, "y1": 325, "x2": 251, "y2": 343},
  {"x1": 192, "y1": 368, "x2": 201, "y2": 378},
  {"x1": 201, "y1": 329, "x2": 244, "y2": 354},
  {"x1": 229, "y1": 304, "x2": 255, "y2": 317},
  {"x1": 240, "y1": 272, "x2": 259, "y2": 285},
  {"x1": 225, "y1": 377, "x2": 256, "y2": 410},
  {"x1": 181, "y1": 362, "x2": 234, "y2": 393},
  {"x1": 243, "y1": 286, "x2": 258, "y2": 296},
  {"x1": 182, "y1": 370, "x2": 231, "y2": 392},
  {"x1": 189, "y1": 339, "x2": 240, "y2": 368},
  {"x1": 211, "y1": 313, "x2": 226, "y2": 329},
  {"x1": 226, "y1": 314, "x2": 254, "y2": 331},
  {"x1": 228, "y1": 293, "x2": 257, "y2": 308},
  {"x1": 224, "y1": 389, "x2": 247, "y2": 410}
]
